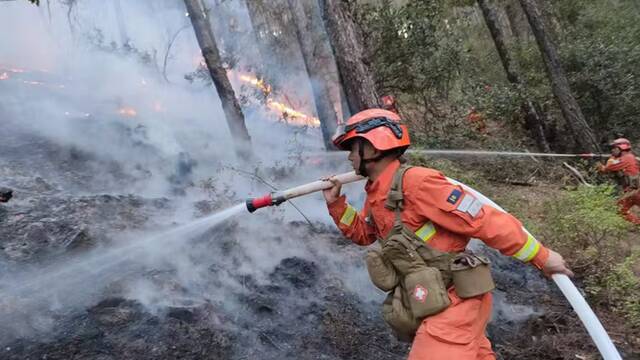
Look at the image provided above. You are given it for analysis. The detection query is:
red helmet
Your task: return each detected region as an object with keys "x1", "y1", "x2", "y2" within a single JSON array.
[
  {"x1": 332, "y1": 109, "x2": 410, "y2": 151},
  {"x1": 610, "y1": 138, "x2": 631, "y2": 151}
]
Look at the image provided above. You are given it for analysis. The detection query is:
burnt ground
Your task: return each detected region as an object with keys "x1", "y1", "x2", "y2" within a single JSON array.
[{"x1": 1, "y1": 130, "x2": 638, "y2": 359}]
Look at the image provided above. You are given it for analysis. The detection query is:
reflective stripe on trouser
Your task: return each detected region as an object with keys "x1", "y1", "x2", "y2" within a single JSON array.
[
  {"x1": 340, "y1": 205, "x2": 357, "y2": 226},
  {"x1": 512, "y1": 234, "x2": 541, "y2": 262},
  {"x1": 408, "y1": 290, "x2": 495, "y2": 360}
]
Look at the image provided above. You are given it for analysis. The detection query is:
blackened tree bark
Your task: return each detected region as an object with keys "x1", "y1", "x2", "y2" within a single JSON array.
[
  {"x1": 112, "y1": 0, "x2": 129, "y2": 45},
  {"x1": 287, "y1": 0, "x2": 338, "y2": 149},
  {"x1": 184, "y1": 0, "x2": 252, "y2": 158},
  {"x1": 321, "y1": 0, "x2": 379, "y2": 114},
  {"x1": 518, "y1": 0, "x2": 600, "y2": 153},
  {"x1": 477, "y1": 0, "x2": 550, "y2": 152}
]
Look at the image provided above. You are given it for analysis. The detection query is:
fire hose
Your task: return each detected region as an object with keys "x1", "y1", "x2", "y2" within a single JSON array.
[
  {"x1": 308, "y1": 149, "x2": 612, "y2": 159},
  {"x1": 246, "y1": 171, "x2": 622, "y2": 359}
]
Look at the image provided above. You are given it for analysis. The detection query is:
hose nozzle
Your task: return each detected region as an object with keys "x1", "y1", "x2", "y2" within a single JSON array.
[{"x1": 245, "y1": 192, "x2": 286, "y2": 213}]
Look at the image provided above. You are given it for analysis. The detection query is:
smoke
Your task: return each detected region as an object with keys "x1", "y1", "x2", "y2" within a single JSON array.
[{"x1": 0, "y1": 0, "x2": 378, "y2": 346}]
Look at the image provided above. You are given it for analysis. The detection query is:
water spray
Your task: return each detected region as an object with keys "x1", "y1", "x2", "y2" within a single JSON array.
[
  {"x1": 246, "y1": 171, "x2": 622, "y2": 359},
  {"x1": 410, "y1": 149, "x2": 609, "y2": 159},
  {"x1": 307, "y1": 149, "x2": 610, "y2": 160}
]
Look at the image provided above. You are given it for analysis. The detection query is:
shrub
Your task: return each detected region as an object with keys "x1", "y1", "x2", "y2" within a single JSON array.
[{"x1": 537, "y1": 185, "x2": 637, "y2": 326}]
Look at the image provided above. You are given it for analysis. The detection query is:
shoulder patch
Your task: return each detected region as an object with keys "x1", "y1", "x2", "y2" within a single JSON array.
[
  {"x1": 447, "y1": 189, "x2": 462, "y2": 204},
  {"x1": 456, "y1": 194, "x2": 483, "y2": 218}
]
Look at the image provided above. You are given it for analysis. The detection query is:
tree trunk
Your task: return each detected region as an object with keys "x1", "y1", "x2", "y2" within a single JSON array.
[
  {"x1": 477, "y1": 0, "x2": 551, "y2": 152},
  {"x1": 321, "y1": 0, "x2": 378, "y2": 114},
  {"x1": 112, "y1": 0, "x2": 129, "y2": 45},
  {"x1": 244, "y1": 0, "x2": 278, "y2": 78},
  {"x1": 518, "y1": 0, "x2": 600, "y2": 153},
  {"x1": 184, "y1": 0, "x2": 252, "y2": 158},
  {"x1": 505, "y1": 2, "x2": 530, "y2": 42},
  {"x1": 244, "y1": 0, "x2": 307, "y2": 85},
  {"x1": 287, "y1": 0, "x2": 338, "y2": 149}
]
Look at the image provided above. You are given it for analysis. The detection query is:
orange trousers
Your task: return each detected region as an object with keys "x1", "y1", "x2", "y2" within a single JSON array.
[
  {"x1": 408, "y1": 289, "x2": 495, "y2": 360},
  {"x1": 619, "y1": 189, "x2": 640, "y2": 225}
]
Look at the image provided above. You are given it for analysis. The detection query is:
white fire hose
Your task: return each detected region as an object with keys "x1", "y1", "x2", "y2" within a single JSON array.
[
  {"x1": 246, "y1": 171, "x2": 623, "y2": 359},
  {"x1": 449, "y1": 178, "x2": 623, "y2": 360}
]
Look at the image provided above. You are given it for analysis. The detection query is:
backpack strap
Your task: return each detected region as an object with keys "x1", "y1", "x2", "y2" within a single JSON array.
[
  {"x1": 385, "y1": 165, "x2": 414, "y2": 211},
  {"x1": 385, "y1": 165, "x2": 414, "y2": 230}
]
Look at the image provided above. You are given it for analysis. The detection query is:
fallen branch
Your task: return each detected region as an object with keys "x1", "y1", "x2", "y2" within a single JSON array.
[{"x1": 562, "y1": 162, "x2": 593, "y2": 187}]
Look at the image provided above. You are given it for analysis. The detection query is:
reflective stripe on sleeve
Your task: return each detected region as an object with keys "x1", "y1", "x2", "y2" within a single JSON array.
[
  {"x1": 512, "y1": 234, "x2": 541, "y2": 262},
  {"x1": 340, "y1": 205, "x2": 357, "y2": 226},
  {"x1": 415, "y1": 222, "x2": 436, "y2": 243}
]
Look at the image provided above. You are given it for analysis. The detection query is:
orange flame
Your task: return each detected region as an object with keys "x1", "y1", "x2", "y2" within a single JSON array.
[
  {"x1": 235, "y1": 72, "x2": 320, "y2": 127},
  {"x1": 118, "y1": 107, "x2": 138, "y2": 117},
  {"x1": 239, "y1": 74, "x2": 271, "y2": 95},
  {"x1": 267, "y1": 99, "x2": 320, "y2": 127}
]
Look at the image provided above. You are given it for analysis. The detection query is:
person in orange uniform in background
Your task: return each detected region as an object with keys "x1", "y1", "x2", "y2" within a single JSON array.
[
  {"x1": 324, "y1": 108, "x2": 573, "y2": 360},
  {"x1": 598, "y1": 138, "x2": 640, "y2": 224},
  {"x1": 467, "y1": 106, "x2": 487, "y2": 133},
  {"x1": 381, "y1": 95, "x2": 399, "y2": 114}
]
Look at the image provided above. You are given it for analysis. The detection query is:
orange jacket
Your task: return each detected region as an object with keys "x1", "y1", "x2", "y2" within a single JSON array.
[
  {"x1": 602, "y1": 152, "x2": 639, "y2": 176},
  {"x1": 328, "y1": 160, "x2": 549, "y2": 269}
]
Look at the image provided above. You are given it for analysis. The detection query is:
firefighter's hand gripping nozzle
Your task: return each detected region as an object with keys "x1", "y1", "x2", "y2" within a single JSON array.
[
  {"x1": 244, "y1": 171, "x2": 365, "y2": 213},
  {"x1": 246, "y1": 192, "x2": 286, "y2": 213}
]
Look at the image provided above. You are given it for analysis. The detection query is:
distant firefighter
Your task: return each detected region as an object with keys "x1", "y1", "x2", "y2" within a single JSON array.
[
  {"x1": 381, "y1": 95, "x2": 399, "y2": 114},
  {"x1": 466, "y1": 107, "x2": 487, "y2": 133},
  {"x1": 598, "y1": 138, "x2": 640, "y2": 224}
]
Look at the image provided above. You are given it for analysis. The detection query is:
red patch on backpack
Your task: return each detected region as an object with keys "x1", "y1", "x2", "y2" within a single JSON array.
[{"x1": 413, "y1": 285, "x2": 428, "y2": 303}]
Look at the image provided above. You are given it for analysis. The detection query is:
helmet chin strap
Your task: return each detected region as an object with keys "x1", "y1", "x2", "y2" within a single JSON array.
[{"x1": 357, "y1": 139, "x2": 385, "y2": 177}]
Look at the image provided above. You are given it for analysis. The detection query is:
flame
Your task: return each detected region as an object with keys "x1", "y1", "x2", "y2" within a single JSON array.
[
  {"x1": 267, "y1": 99, "x2": 320, "y2": 127},
  {"x1": 0, "y1": 72, "x2": 8, "y2": 80},
  {"x1": 118, "y1": 107, "x2": 138, "y2": 117},
  {"x1": 235, "y1": 72, "x2": 319, "y2": 127},
  {"x1": 239, "y1": 74, "x2": 271, "y2": 95}
]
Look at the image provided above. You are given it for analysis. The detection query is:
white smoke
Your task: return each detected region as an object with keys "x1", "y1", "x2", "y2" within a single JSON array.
[{"x1": 0, "y1": 0, "x2": 379, "y2": 344}]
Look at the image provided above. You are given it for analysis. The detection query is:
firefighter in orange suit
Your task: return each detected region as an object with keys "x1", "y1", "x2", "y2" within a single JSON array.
[
  {"x1": 598, "y1": 138, "x2": 640, "y2": 224},
  {"x1": 323, "y1": 108, "x2": 573, "y2": 360}
]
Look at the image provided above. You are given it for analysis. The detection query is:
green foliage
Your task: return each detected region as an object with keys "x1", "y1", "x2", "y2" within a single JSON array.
[
  {"x1": 603, "y1": 251, "x2": 640, "y2": 329},
  {"x1": 543, "y1": 185, "x2": 629, "y2": 246},
  {"x1": 537, "y1": 185, "x2": 638, "y2": 327},
  {"x1": 406, "y1": 153, "x2": 485, "y2": 190},
  {"x1": 506, "y1": 0, "x2": 640, "y2": 144},
  {"x1": 554, "y1": 0, "x2": 640, "y2": 141},
  {"x1": 358, "y1": 0, "x2": 478, "y2": 148},
  {"x1": 360, "y1": 0, "x2": 461, "y2": 96}
]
